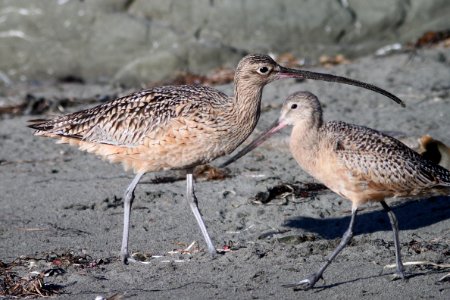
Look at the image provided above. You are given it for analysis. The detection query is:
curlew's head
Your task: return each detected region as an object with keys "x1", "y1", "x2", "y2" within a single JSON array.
[
  {"x1": 221, "y1": 91, "x2": 323, "y2": 167},
  {"x1": 235, "y1": 54, "x2": 405, "y2": 107},
  {"x1": 234, "y1": 54, "x2": 281, "y2": 86}
]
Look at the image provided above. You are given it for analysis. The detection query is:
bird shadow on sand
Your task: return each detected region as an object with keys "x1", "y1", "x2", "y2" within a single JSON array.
[
  {"x1": 304, "y1": 269, "x2": 440, "y2": 293},
  {"x1": 280, "y1": 265, "x2": 448, "y2": 293},
  {"x1": 284, "y1": 196, "x2": 450, "y2": 239}
]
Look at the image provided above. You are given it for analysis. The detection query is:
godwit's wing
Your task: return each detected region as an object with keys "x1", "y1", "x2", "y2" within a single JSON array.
[{"x1": 324, "y1": 121, "x2": 450, "y2": 194}]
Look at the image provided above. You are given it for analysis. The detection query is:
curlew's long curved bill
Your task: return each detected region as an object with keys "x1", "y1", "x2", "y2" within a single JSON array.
[
  {"x1": 220, "y1": 120, "x2": 287, "y2": 167},
  {"x1": 277, "y1": 66, "x2": 405, "y2": 107}
]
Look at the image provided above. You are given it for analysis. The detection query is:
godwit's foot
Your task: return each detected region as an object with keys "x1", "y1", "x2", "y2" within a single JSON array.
[
  {"x1": 283, "y1": 273, "x2": 324, "y2": 290},
  {"x1": 390, "y1": 269, "x2": 407, "y2": 281},
  {"x1": 397, "y1": 260, "x2": 407, "y2": 279},
  {"x1": 396, "y1": 267, "x2": 407, "y2": 280}
]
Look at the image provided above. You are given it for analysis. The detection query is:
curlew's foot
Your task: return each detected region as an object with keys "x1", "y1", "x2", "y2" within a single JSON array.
[
  {"x1": 121, "y1": 252, "x2": 131, "y2": 265},
  {"x1": 283, "y1": 273, "x2": 324, "y2": 290},
  {"x1": 208, "y1": 249, "x2": 218, "y2": 259},
  {"x1": 121, "y1": 251, "x2": 146, "y2": 265},
  {"x1": 123, "y1": 257, "x2": 152, "y2": 265},
  {"x1": 211, "y1": 248, "x2": 231, "y2": 258},
  {"x1": 122, "y1": 253, "x2": 154, "y2": 265},
  {"x1": 204, "y1": 243, "x2": 217, "y2": 258}
]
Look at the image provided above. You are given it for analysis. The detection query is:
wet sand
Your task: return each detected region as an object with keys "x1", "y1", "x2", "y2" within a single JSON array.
[{"x1": 1, "y1": 47, "x2": 449, "y2": 299}]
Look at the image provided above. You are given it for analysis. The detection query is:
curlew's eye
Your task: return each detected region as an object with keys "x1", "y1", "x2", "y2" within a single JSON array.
[
  {"x1": 291, "y1": 103, "x2": 298, "y2": 109},
  {"x1": 257, "y1": 66, "x2": 270, "y2": 75}
]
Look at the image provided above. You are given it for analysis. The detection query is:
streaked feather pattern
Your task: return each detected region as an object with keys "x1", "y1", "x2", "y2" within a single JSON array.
[
  {"x1": 29, "y1": 85, "x2": 229, "y2": 147},
  {"x1": 323, "y1": 121, "x2": 450, "y2": 193}
]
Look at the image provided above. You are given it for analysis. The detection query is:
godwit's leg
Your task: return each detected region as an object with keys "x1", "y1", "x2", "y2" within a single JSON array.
[
  {"x1": 380, "y1": 200, "x2": 406, "y2": 279},
  {"x1": 186, "y1": 172, "x2": 217, "y2": 256},
  {"x1": 121, "y1": 171, "x2": 145, "y2": 264},
  {"x1": 285, "y1": 206, "x2": 358, "y2": 290}
]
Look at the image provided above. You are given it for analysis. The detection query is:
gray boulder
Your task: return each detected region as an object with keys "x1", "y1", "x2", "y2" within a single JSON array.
[{"x1": 0, "y1": 0, "x2": 449, "y2": 85}]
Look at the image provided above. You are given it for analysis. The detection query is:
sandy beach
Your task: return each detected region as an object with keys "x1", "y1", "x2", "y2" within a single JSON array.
[{"x1": 1, "y1": 47, "x2": 449, "y2": 299}]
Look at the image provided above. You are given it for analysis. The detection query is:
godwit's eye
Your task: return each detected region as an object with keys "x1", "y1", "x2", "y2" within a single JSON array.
[
  {"x1": 257, "y1": 66, "x2": 269, "y2": 74},
  {"x1": 291, "y1": 103, "x2": 298, "y2": 109}
]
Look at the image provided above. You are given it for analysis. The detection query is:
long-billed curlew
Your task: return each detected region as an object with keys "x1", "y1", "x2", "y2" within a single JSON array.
[
  {"x1": 28, "y1": 55, "x2": 404, "y2": 265},
  {"x1": 221, "y1": 91, "x2": 450, "y2": 289}
]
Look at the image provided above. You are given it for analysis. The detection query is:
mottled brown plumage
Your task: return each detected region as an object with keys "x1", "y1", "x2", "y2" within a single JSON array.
[
  {"x1": 28, "y1": 54, "x2": 404, "y2": 264},
  {"x1": 30, "y1": 85, "x2": 233, "y2": 173},
  {"x1": 222, "y1": 91, "x2": 449, "y2": 289},
  {"x1": 288, "y1": 120, "x2": 450, "y2": 208}
]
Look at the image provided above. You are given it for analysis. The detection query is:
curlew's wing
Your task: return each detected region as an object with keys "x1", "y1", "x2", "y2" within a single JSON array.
[
  {"x1": 28, "y1": 85, "x2": 228, "y2": 147},
  {"x1": 325, "y1": 121, "x2": 450, "y2": 192}
]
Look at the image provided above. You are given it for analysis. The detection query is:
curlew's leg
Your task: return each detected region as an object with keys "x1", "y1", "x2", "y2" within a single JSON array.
[
  {"x1": 121, "y1": 172, "x2": 145, "y2": 264},
  {"x1": 186, "y1": 172, "x2": 217, "y2": 256},
  {"x1": 285, "y1": 207, "x2": 358, "y2": 290},
  {"x1": 380, "y1": 200, "x2": 406, "y2": 279}
]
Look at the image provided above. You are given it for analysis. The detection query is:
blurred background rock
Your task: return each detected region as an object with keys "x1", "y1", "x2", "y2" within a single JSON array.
[{"x1": 0, "y1": 0, "x2": 449, "y2": 86}]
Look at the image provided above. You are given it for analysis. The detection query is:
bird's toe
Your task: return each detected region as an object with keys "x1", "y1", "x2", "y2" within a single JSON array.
[
  {"x1": 391, "y1": 270, "x2": 408, "y2": 281},
  {"x1": 282, "y1": 273, "x2": 322, "y2": 290}
]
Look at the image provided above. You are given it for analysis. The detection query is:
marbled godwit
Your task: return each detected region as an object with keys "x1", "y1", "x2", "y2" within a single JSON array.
[
  {"x1": 221, "y1": 91, "x2": 450, "y2": 289},
  {"x1": 28, "y1": 55, "x2": 404, "y2": 264}
]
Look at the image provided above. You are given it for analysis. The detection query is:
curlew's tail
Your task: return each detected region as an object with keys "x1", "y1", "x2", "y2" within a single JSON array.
[
  {"x1": 27, "y1": 118, "x2": 55, "y2": 132},
  {"x1": 27, "y1": 116, "x2": 83, "y2": 140},
  {"x1": 28, "y1": 118, "x2": 63, "y2": 138}
]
